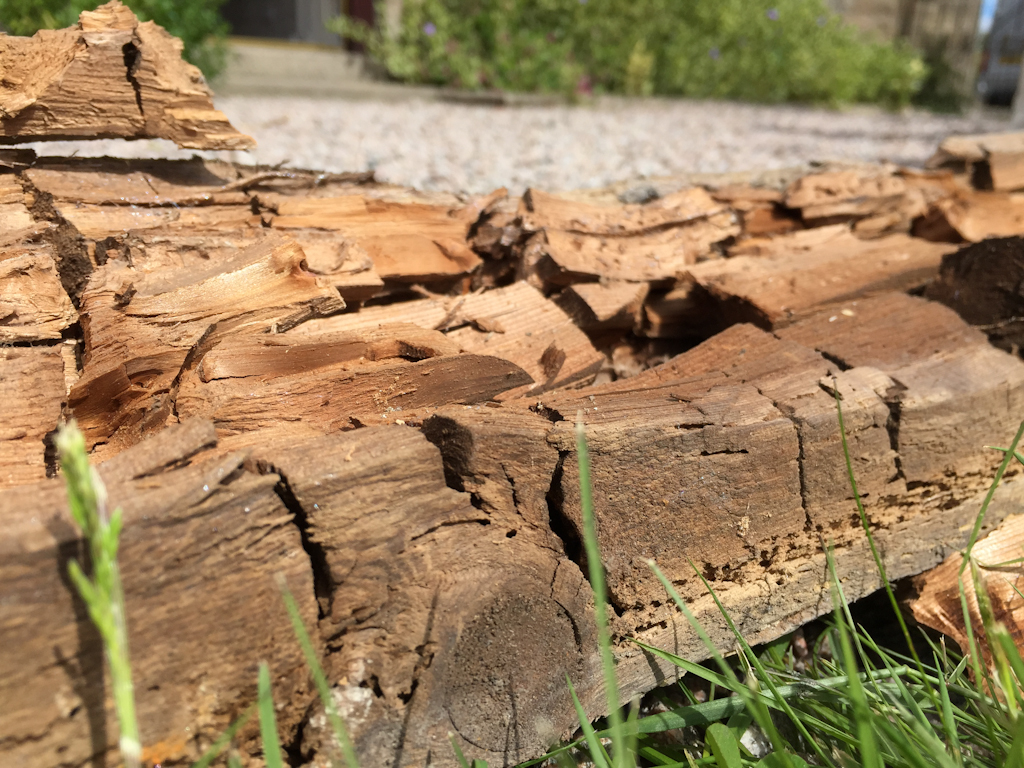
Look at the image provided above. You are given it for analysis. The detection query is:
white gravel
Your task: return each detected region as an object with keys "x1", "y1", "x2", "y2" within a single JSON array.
[{"x1": 24, "y1": 95, "x2": 1010, "y2": 194}]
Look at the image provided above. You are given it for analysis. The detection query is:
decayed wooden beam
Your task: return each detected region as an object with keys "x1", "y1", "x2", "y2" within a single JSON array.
[
  {"x1": 0, "y1": 421, "x2": 318, "y2": 767},
  {"x1": 0, "y1": 2, "x2": 253, "y2": 150},
  {"x1": 253, "y1": 426, "x2": 598, "y2": 767}
]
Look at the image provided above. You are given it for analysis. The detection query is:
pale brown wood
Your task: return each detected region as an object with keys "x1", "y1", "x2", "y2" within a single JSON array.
[
  {"x1": 783, "y1": 166, "x2": 954, "y2": 237},
  {"x1": 293, "y1": 282, "x2": 604, "y2": 399},
  {"x1": 0, "y1": 345, "x2": 66, "y2": 488},
  {"x1": 0, "y1": 245, "x2": 77, "y2": 341},
  {"x1": 518, "y1": 187, "x2": 739, "y2": 288},
  {"x1": 0, "y1": 423, "x2": 317, "y2": 767},
  {"x1": 0, "y1": 2, "x2": 253, "y2": 150},
  {"x1": 555, "y1": 281, "x2": 649, "y2": 331},
  {"x1": 923, "y1": 191, "x2": 1024, "y2": 242},
  {"x1": 686, "y1": 228, "x2": 956, "y2": 328},
  {"x1": 69, "y1": 236, "x2": 345, "y2": 454},
  {"x1": 23, "y1": 157, "x2": 244, "y2": 206},
  {"x1": 929, "y1": 131, "x2": 1024, "y2": 191},
  {"x1": 177, "y1": 348, "x2": 532, "y2": 445},
  {"x1": 264, "y1": 193, "x2": 483, "y2": 283}
]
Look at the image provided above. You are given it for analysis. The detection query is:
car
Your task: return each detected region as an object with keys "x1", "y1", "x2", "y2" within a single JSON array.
[{"x1": 978, "y1": 0, "x2": 1024, "y2": 104}]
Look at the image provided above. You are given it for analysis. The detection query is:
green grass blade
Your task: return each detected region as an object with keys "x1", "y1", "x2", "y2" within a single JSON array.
[
  {"x1": 277, "y1": 576, "x2": 359, "y2": 768},
  {"x1": 645, "y1": 562, "x2": 806, "y2": 768},
  {"x1": 449, "y1": 732, "x2": 474, "y2": 768},
  {"x1": 829, "y1": 569, "x2": 881, "y2": 768},
  {"x1": 191, "y1": 705, "x2": 255, "y2": 768},
  {"x1": 575, "y1": 418, "x2": 627, "y2": 767},
  {"x1": 568, "y1": 676, "x2": 612, "y2": 768},
  {"x1": 258, "y1": 663, "x2": 284, "y2": 768},
  {"x1": 961, "y1": 420, "x2": 1024, "y2": 575},
  {"x1": 832, "y1": 384, "x2": 940, "y2": 706},
  {"x1": 704, "y1": 723, "x2": 742, "y2": 768}
]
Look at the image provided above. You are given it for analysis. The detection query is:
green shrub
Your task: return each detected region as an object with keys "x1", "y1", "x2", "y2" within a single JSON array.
[
  {"x1": 0, "y1": 0, "x2": 229, "y2": 78},
  {"x1": 331, "y1": 0, "x2": 927, "y2": 107}
]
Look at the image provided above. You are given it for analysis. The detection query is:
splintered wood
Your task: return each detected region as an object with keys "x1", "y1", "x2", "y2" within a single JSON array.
[
  {"x1": 7, "y1": 13, "x2": 1024, "y2": 764},
  {"x1": 0, "y1": 1, "x2": 253, "y2": 149}
]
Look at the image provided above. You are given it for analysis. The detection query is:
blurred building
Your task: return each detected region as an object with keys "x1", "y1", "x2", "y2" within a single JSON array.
[
  {"x1": 827, "y1": 0, "x2": 983, "y2": 94},
  {"x1": 978, "y1": 0, "x2": 1024, "y2": 103},
  {"x1": 222, "y1": 0, "x2": 385, "y2": 46}
]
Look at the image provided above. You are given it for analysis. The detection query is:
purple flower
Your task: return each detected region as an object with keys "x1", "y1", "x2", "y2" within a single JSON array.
[
  {"x1": 709, "y1": 46, "x2": 720, "y2": 60},
  {"x1": 766, "y1": 7, "x2": 779, "y2": 20},
  {"x1": 423, "y1": 21, "x2": 437, "y2": 36}
]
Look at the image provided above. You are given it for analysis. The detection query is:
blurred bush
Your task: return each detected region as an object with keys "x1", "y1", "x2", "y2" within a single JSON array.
[
  {"x1": 0, "y1": 0, "x2": 229, "y2": 78},
  {"x1": 330, "y1": 0, "x2": 927, "y2": 107}
]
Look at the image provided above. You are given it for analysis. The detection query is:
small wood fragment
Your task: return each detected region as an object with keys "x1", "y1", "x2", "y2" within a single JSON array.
[
  {"x1": 0, "y1": 246, "x2": 78, "y2": 341},
  {"x1": 0, "y1": 2, "x2": 254, "y2": 150}
]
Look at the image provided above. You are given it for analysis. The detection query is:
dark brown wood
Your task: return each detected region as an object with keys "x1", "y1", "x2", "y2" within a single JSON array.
[
  {"x1": 925, "y1": 236, "x2": 1024, "y2": 354},
  {"x1": 254, "y1": 426, "x2": 597, "y2": 767},
  {"x1": 0, "y1": 421, "x2": 318, "y2": 767}
]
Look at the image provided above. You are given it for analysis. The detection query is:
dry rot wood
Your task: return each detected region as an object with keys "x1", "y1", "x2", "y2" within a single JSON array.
[
  {"x1": 7, "y1": 20, "x2": 1024, "y2": 763},
  {"x1": 0, "y1": 1, "x2": 253, "y2": 149}
]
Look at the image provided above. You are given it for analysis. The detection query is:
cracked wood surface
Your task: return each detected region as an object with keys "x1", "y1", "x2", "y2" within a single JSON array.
[
  {"x1": 0, "y1": 2, "x2": 253, "y2": 150},
  {"x1": 0, "y1": 420, "x2": 318, "y2": 768},
  {"x1": 5, "y1": 124, "x2": 1024, "y2": 765}
]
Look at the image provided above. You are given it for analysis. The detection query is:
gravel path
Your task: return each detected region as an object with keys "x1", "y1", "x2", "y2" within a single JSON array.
[{"x1": 25, "y1": 95, "x2": 1010, "y2": 194}]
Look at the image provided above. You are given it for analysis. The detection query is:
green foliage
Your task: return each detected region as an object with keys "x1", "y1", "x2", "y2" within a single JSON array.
[
  {"x1": 330, "y1": 0, "x2": 927, "y2": 107},
  {"x1": 0, "y1": 0, "x2": 229, "y2": 78}
]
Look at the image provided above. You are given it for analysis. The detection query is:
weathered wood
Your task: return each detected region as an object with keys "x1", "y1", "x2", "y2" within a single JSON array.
[
  {"x1": 177, "y1": 344, "x2": 532, "y2": 446},
  {"x1": 925, "y1": 236, "x2": 1024, "y2": 354},
  {"x1": 0, "y1": 244, "x2": 77, "y2": 341},
  {"x1": 929, "y1": 131, "x2": 1024, "y2": 191},
  {"x1": 921, "y1": 191, "x2": 1024, "y2": 243},
  {"x1": 292, "y1": 282, "x2": 604, "y2": 399},
  {"x1": 555, "y1": 281, "x2": 649, "y2": 331},
  {"x1": 0, "y1": 2, "x2": 253, "y2": 150},
  {"x1": 0, "y1": 422, "x2": 318, "y2": 767},
  {"x1": 783, "y1": 166, "x2": 954, "y2": 238},
  {"x1": 22, "y1": 157, "x2": 245, "y2": 206},
  {"x1": 255, "y1": 427, "x2": 597, "y2": 767},
  {"x1": 685, "y1": 228, "x2": 956, "y2": 329},
  {"x1": 0, "y1": 346, "x2": 67, "y2": 488},
  {"x1": 519, "y1": 187, "x2": 739, "y2": 288},
  {"x1": 777, "y1": 293, "x2": 1024, "y2": 482},
  {"x1": 263, "y1": 193, "x2": 484, "y2": 283},
  {"x1": 69, "y1": 236, "x2": 345, "y2": 454}
]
